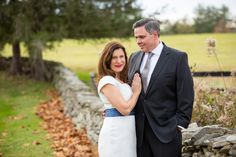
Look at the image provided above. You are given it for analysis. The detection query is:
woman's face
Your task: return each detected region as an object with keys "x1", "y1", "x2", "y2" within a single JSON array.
[{"x1": 110, "y1": 48, "x2": 126, "y2": 75}]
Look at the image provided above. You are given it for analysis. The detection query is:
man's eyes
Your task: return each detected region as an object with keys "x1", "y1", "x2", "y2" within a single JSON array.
[{"x1": 136, "y1": 36, "x2": 145, "y2": 39}]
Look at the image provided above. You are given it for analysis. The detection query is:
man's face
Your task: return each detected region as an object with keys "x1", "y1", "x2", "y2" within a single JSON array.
[{"x1": 134, "y1": 26, "x2": 158, "y2": 52}]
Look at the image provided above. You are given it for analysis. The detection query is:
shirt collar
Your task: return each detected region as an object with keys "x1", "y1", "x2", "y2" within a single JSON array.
[{"x1": 150, "y1": 41, "x2": 163, "y2": 56}]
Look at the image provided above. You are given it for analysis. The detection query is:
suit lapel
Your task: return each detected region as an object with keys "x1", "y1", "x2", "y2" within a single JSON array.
[
  {"x1": 129, "y1": 52, "x2": 144, "y2": 79},
  {"x1": 128, "y1": 52, "x2": 146, "y2": 95},
  {"x1": 134, "y1": 52, "x2": 144, "y2": 73},
  {"x1": 146, "y1": 45, "x2": 170, "y2": 94}
]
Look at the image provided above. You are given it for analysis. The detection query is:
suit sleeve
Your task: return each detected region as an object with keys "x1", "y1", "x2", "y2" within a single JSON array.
[
  {"x1": 176, "y1": 53, "x2": 194, "y2": 128},
  {"x1": 128, "y1": 53, "x2": 134, "y2": 63}
]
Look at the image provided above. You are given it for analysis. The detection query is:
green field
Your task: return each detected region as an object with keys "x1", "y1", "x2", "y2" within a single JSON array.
[
  {"x1": 0, "y1": 72, "x2": 54, "y2": 157},
  {"x1": 1, "y1": 33, "x2": 236, "y2": 72}
]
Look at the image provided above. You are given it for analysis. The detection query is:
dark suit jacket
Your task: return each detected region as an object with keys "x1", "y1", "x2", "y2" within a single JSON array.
[{"x1": 128, "y1": 43, "x2": 194, "y2": 146}]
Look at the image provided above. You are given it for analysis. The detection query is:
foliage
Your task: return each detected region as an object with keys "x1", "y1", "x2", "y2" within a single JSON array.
[
  {"x1": 193, "y1": 4, "x2": 229, "y2": 33},
  {"x1": 0, "y1": 0, "x2": 142, "y2": 44},
  {"x1": 0, "y1": 0, "x2": 66, "y2": 79},
  {"x1": 62, "y1": 0, "x2": 142, "y2": 38},
  {"x1": 163, "y1": 19, "x2": 195, "y2": 34},
  {"x1": 0, "y1": 0, "x2": 142, "y2": 80},
  {"x1": 0, "y1": 0, "x2": 64, "y2": 48},
  {"x1": 172, "y1": 23, "x2": 194, "y2": 34},
  {"x1": 192, "y1": 88, "x2": 236, "y2": 128},
  {"x1": 160, "y1": 4, "x2": 232, "y2": 34}
]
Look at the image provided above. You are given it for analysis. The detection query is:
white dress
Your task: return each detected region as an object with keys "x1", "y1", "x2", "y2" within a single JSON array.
[{"x1": 97, "y1": 76, "x2": 137, "y2": 157}]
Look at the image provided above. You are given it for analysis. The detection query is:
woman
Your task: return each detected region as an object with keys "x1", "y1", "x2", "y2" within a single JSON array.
[{"x1": 97, "y1": 41, "x2": 141, "y2": 157}]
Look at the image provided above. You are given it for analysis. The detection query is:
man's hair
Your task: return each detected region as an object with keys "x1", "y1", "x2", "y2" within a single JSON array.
[{"x1": 132, "y1": 18, "x2": 160, "y2": 37}]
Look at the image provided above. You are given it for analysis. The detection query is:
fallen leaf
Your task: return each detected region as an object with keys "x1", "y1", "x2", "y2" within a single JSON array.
[
  {"x1": 32, "y1": 129, "x2": 40, "y2": 134},
  {"x1": 1, "y1": 132, "x2": 7, "y2": 137},
  {"x1": 32, "y1": 141, "x2": 41, "y2": 145},
  {"x1": 36, "y1": 91, "x2": 96, "y2": 157},
  {"x1": 22, "y1": 143, "x2": 30, "y2": 147},
  {"x1": 9, "y1": 115, "x2": 24, "y2": 120}
]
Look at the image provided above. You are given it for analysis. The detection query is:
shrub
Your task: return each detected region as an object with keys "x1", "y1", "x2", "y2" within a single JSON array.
[{"x1": 192, "y1": 88, "x2": 236, "y2": 128}]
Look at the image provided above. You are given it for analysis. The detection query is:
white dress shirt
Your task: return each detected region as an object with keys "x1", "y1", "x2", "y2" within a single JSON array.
[{"x1": 140, "y1": 41, "x2": 164, "y2": 86}]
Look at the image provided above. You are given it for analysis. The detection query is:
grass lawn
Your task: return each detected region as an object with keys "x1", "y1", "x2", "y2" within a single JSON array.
[
  {"x1": 162, "y1": 33, "x2": 236, "y2": 72},
  {"x1": 1, "y1": 33, "x2": 236, "y2": 73},
  {"x1": 0, "y1": 72, "x2": 54, "y2": 157}
]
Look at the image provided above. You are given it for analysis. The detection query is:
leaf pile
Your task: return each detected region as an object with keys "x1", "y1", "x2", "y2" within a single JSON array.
[{"x1": 36, "y1": 91, "x2": 97, "y2": 157}]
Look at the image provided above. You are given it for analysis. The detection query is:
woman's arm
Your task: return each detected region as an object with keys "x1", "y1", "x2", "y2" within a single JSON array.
[{"x1": 101, "y1": 73, "x2": 141, "y2": 116}]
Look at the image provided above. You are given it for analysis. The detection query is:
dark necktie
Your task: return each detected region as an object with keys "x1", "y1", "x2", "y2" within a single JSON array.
[{"x1": 141, "y1": 52, "x2": 154, "y2": 93}]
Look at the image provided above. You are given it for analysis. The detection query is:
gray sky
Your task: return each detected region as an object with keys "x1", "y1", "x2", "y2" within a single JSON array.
[{"x1": 137, "y1": 0, "x2": 236, "y2": 22}]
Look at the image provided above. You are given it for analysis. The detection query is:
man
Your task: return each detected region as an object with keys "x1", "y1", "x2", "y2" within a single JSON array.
[{"x1": 128, "y1": 18, "x2": 194, "y2": 157}]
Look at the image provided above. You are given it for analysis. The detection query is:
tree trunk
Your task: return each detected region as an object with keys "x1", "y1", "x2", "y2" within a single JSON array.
[
  {"x1": 9, "y1": 41, "x2": 22, "y2": 75},
  {"x1": 28, "y1": 40, "x2": 46, "y2": 81}
]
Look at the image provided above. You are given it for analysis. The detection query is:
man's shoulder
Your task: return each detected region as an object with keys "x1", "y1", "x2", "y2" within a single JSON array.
[
  {"x1": 131, "y1": 50, "x2": 142, "y2": 56},
  {"x1": 130, "y1": 51, "x2": 142, "y2": 59},
  {"x1": 164, "y1": 44, "x2": 186, "y2": 56}
]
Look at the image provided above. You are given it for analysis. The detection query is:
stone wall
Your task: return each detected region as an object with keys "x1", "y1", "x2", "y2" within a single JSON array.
[
  {"x1": 182, "y1": 123, "x2": 236, "y2": 157},
  {"x1": 51, "y1": 63, "x2": 236, "y2": 156},
  {"x1": 52, "y1": 64, "x2": 103, "y2": 144}
]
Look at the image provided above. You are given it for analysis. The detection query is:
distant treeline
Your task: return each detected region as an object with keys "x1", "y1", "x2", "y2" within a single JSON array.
[{"x1": 161, "y1": 5, "x2": 236, "y2": 34}]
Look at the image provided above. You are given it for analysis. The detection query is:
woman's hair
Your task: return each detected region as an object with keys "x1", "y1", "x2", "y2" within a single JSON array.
[{"x1": 97, "y1": 41, "x2": 128, "y2": 83}]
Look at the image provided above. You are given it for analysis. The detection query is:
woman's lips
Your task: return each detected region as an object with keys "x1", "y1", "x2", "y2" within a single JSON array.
[{"x1": 114, "y1": 64, "x2": 123, "y2": 68}]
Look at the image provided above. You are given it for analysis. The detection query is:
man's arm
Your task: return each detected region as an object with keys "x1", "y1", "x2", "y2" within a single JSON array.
[{"x1": 176, "y1": 53, "x2": 194, "y2": 129}]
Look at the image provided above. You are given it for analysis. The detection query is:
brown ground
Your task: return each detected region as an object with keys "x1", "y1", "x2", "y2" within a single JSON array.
[{"x1": 36, "y1": 90, "x2": 98, "y2": 157}]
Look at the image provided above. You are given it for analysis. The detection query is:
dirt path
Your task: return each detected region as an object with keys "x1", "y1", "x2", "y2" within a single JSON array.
[{"x1": 36, "y1": 91, "x2": 98, "y2": 157}]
